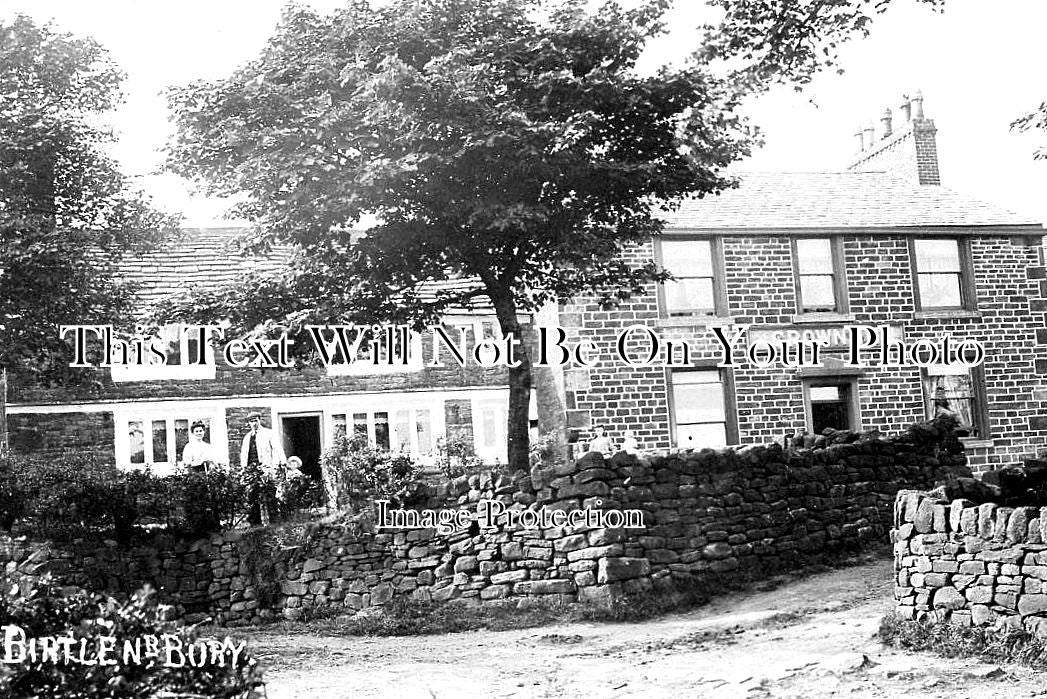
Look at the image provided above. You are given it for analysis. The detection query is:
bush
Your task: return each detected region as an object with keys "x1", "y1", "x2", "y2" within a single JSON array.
[
  {"x1": 0, "y1": 454, "x2": 264, "y2": 543},
  {"x1": 434, "y1": 436, "x2": 485, "y2": 479},
  {"x1": 0, "y1": 572, "x2": 265, "y2": 698},
  {"x1": 320, "y1": 435, "x2": 424, "y2": 512}
]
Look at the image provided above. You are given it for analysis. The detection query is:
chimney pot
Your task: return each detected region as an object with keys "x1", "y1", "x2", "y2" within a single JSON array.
[
  {"x1": 912, "y1": 89, "x2": 924, "y2": 119},
  {"x1": 863, "y1": 122, "x2": 875, "y2": 145},
  {"x1": 899, "y1": 95, "x2": 911, "y2": 122},
  {"x1": 855, "y1": 127, "x2": 866, "y2": 152},
  {"x1": 880, "y1": 108, "x2": 893, "y2": 138}
]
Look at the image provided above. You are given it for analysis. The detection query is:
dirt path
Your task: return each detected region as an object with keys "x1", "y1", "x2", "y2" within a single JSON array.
[{"x1": 244, "y1": 557, "x2": 1047, "y2": 698}]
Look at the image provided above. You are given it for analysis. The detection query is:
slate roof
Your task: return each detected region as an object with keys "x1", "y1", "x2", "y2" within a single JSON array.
[
  {"x1": 119, "y1": 228, "x2": 292, "y2": 309},
  {"x1": 661, "y1": 171, "x2": 1042, "y2": 230},
  {"x1": 119, "y1": 170, "x2": 1041, "y2": 309},
  {"x1": 120, "y1": 228, "x2": 490, "y2": 311}
]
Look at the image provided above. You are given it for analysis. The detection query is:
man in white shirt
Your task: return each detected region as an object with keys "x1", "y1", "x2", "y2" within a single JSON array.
[
  {"x1": 240, "y1": 413, "x2": 286, "y2": 525},
  {"x1": 240, "y1": 413, "x2": 286, "y2": 473}
]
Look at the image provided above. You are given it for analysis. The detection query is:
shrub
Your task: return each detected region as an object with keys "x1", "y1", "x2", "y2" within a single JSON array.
[
  {"x1": 435, "y1": 436, "x2": 485, "y2": 479},
  {"x1": 0, "y1": 572, "x2": 266, "y2": 698},
  {"x1": 879, "y1": 612, "x2": 1047, "y2": 665},
  {"x1": 320, "y1": 435, "x2": 424, "y2": 512}
]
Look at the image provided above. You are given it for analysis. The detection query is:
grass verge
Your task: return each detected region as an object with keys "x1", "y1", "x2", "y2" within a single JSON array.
[{"x1": 879, "y1": 613, "x2": 1047, "y2": 666}]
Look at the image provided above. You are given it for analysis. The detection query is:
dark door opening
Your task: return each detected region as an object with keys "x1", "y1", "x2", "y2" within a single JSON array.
[
  {"x1": 808, "y1": 383, "x2": 854, "y2": 433},
  {"x1": 281, "y1": 415, "x2": 322, "y2": 479}
]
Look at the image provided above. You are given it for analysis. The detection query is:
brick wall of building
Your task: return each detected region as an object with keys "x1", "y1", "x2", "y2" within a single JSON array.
[{"x1": 560, "y1": 232, "x2": 1047, "y2": 470}]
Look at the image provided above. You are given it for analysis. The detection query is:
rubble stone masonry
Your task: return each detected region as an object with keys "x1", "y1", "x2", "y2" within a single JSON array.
[
  {"x1": 2, "y1": 420, "x2": 964, "y2": 624},
  {"x1": 893, "y1": 489, "x2": 1047, "y2": 636}
]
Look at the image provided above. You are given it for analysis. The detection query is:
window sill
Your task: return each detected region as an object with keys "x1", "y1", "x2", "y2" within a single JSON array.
[
  {"x1": 790, "y1": 313, "x2": 856, "y2": 325},
  {"x1": 913, "y1": 309, "x2": 982, "y2": 321},
  {"x1": 960, "y1": 437, "x2": 994, "y2": 450},
  {"x1": 656, "y1": 315, "x2": 735, "y2": 328}
]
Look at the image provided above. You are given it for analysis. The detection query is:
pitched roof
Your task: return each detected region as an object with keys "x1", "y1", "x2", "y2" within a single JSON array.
[
  {"x1": 660, "y1": 171, "x2": 1043, "y2": 231},
  {"x1": 118, "y1": 228, "x2": 291, "y2": 309},
  {"x1": 120, "y1": 228, "x2": 489, "y2": 312},
  {"x1": 120, "y1": 171, "x2": 1041, "y2": 309}
]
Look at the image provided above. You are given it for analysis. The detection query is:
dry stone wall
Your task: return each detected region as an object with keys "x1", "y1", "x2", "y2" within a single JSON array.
[
  {"x1": 2, "y1": 420, "x2": 965, "y2": 624},
  {"x1": 893, "y1": 489, "x2": 1047, "y2": 635}
]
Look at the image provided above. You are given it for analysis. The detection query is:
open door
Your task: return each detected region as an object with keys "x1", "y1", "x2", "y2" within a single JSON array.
[{"x1": 280, "y1": 414, "x2": 322, "y2": 479}]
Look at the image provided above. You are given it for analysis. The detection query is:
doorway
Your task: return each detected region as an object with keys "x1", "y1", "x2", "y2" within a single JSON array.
[
  {"x1": 804, "y1": 380, "x2": 859, "y2": 433},
  {"x1": 280, "y1": 414, "x2": 322, "y2": 479}
]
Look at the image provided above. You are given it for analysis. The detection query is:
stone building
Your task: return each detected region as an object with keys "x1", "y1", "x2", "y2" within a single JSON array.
[
  {"x1": 6, "y1": 94, "x2": 1046, "y2": 471},
  {"x1": 553, "y1": 94, "x2": 1047, "y2": 470}
]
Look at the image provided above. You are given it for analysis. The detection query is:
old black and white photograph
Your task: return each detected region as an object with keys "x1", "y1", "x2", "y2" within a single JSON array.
[{"x1": 1, "y1": 0, "x2": 1046, "y2": 697}]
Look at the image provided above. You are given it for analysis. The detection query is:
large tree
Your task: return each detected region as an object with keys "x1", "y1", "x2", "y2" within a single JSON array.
[
  {"x1": 0, "y1": 15, "x2": 177, "y2": 388},
  {"x1": 165, "y1": 0, "x2": 928, "y2": 472}
]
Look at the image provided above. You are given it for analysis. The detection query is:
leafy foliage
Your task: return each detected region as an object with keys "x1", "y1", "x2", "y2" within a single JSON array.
[
  {"x1": 700, "y1": 0, "x2": 944, "y2": 90},
  {"x1": 320, "y1": 434, "x2": 425, "y2": 512},
  {"x1": 1013, "y1": 101, "x2": 1047, "y2": 161},
  {"x1": 0, "y1": 16, "x2": 178, "y2": 387},
  {"x1": 0, "y1": 454, "x2": 319, "y2": 542},
  {"x1": 0, "y1": 573, "x2": 265, "y2": 698},
  {"x1": 163, "y1": 0, "x2": 756, "y2": 472},
  {"x1": 435, "y1": 436, "x2": 485, "y2": 480}
]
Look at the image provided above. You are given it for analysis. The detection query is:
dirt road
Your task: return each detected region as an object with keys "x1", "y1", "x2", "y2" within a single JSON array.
[{"x1": 246, "y1": 556, "x2": 1047, "y2": 698}]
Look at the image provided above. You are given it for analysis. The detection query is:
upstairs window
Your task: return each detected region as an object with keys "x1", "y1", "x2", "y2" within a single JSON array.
[
  {"x1": 912, "y1": 238, "x2": 971, "y2": 310},
  {"x1": 657, "y1": 238, "x2": 723, "y2": 317},
  {"x1": 793, "y1": 238, "x2": 846, "y2": 313}
]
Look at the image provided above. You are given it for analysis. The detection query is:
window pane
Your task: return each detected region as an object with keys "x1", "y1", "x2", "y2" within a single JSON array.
[
  {"x1": 416, "y1": 409, "x2": 432, "y2": 452},
  {"x1": 352, "y1": 413, "x2": 368, "y2": 438},
  {"x1": 925, "y1": 373, "x2": 977, "y2": 435},
  {"x1": 672, "y1": 371, "x2": 726, "y2": 423},
  {"x1": 673, "y1": 384, "x2": 726, "y2": 423},
  {"x1": 482, "y1": 408, "x2": 497, "y2": 448},
  {"x1": 129, "y1": 422, "x2": 145, "y2": 464},
  {"x1": 374, "y1": 412, "x2": 390, "y2": 450},
  {"x1": 677, "y1": 422, "x2": 727, "y2": 449},
  {"x1": 665, "y1": 278, "x2": 715, "y2": 314},
  {"x1": 799, "y1": 275, "x2": 836, "y2": 311},
  {"x1": 915, "y1": 239, "x2": 961, "y2": 272},
  {"x1": 152, "y1": 420, "x2": 168, "y2": 462},
  {"x1": 919, "y1": 273, "x2": 962, "y2": 308},
  {"x1": 662, "y1": 240, "x2": 712, "y2": 276},
  {"x1": 796, "y1": 238, "x2": 833, "y2": 274},
  {"x1": 393, "y1": 410, "x2": 411, "y2": 452},
  {"x1": 164, "y1": 326, "x2": 182, "y2": 366},
  {"x1": 173, "y1": 419, "x2": 189, "y2": 459},
  {"x1": 333, "y1": 414, "x2": 346, "y2": 440}
]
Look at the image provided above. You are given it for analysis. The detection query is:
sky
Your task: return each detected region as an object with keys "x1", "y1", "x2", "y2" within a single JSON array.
[{"x1": 4, "y1": 0, "x2": 1046, "y2": 226}]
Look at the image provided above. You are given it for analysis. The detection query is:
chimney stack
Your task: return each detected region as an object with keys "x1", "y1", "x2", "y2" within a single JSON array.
[
  {"x1": 846, "y1": 89, "x2": 940, "y2": 186},
  {"x1": 880, "y1": 109, "x2": 893, "y2": 138}
]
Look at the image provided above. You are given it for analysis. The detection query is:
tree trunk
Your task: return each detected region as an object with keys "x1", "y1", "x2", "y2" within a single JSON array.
[{"x1": 490, "y1": 290, "x2": 532, "y2": 474}]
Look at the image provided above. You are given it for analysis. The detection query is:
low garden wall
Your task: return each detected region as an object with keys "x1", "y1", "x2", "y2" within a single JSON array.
[
  {"x1": 893, "y1": 490, "x2": 1047, "y2": 635},
  {"x1": 3, "y1": 419, "x2": 966, "y2": 624}
]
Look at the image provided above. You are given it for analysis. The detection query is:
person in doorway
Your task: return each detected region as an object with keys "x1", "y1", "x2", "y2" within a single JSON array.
[
  {"x1": 239, "y1": 413, "x2": 286, "y2": 525},
  {"x1": 180, "y1": 420, "x2": 219, "y2": 472},
  {"x1": 588, "y1": 425, "x2": 614, "y2": 454}
]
